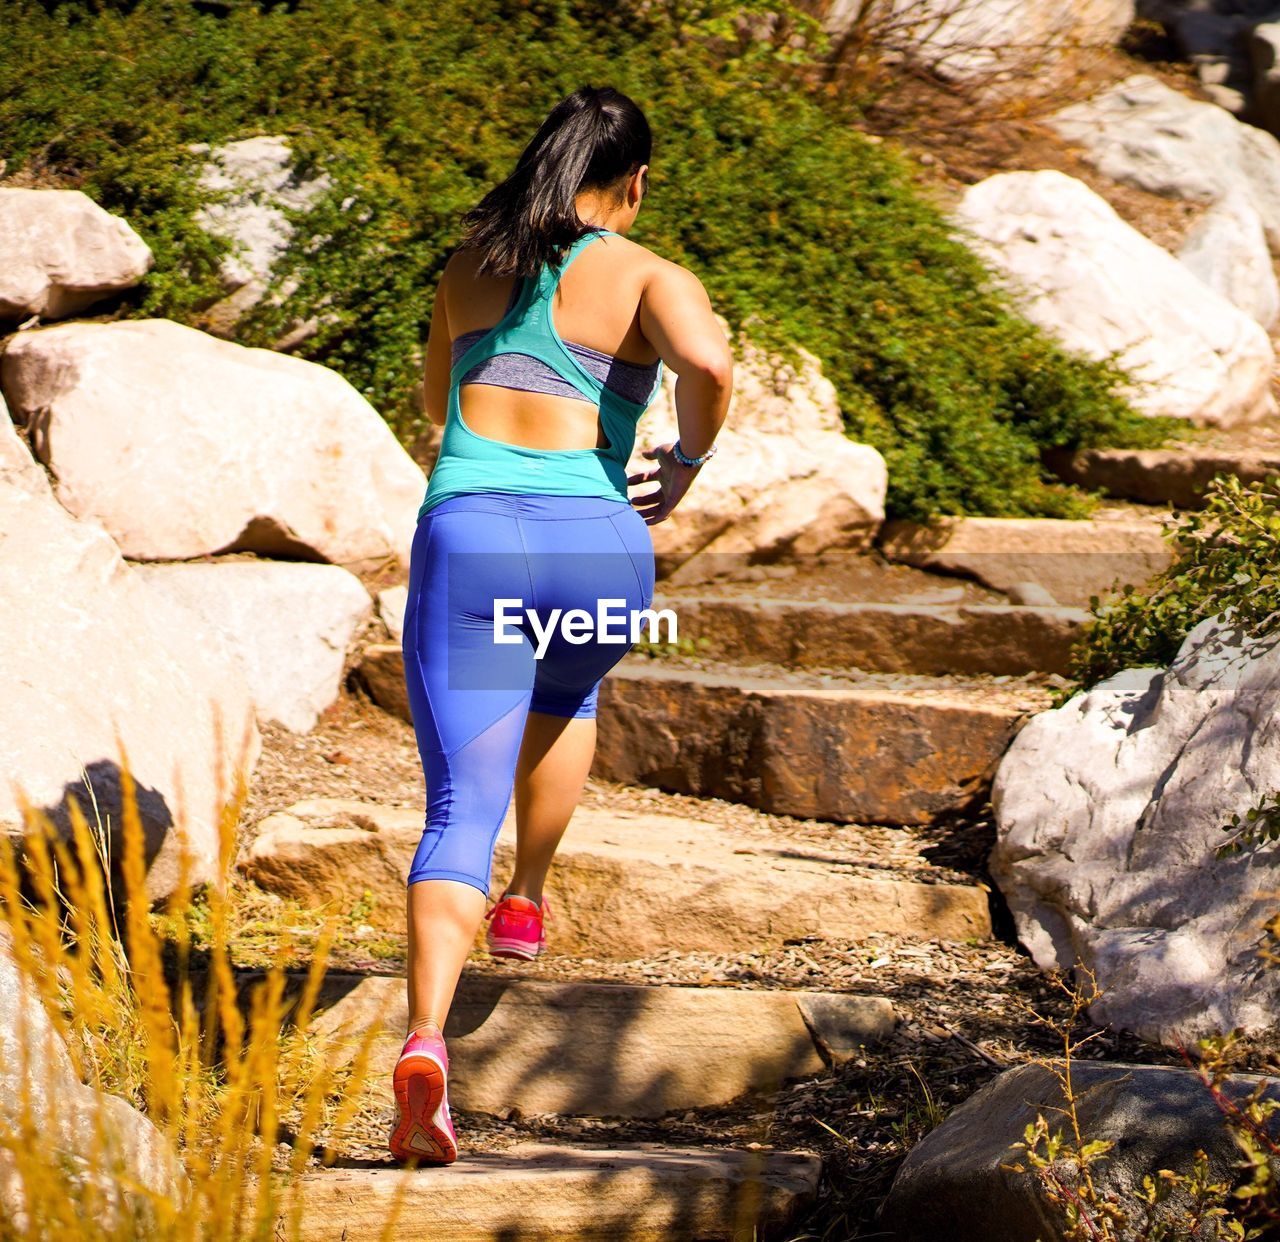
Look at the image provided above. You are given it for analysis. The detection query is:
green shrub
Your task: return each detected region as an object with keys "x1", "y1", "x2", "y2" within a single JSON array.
[
  {"x1": 1068, "y1": 473, "x2": 1280, "y2": 691},
  {"x1": 0, "y1": 0, "x2": 1169, "y2": 519}
]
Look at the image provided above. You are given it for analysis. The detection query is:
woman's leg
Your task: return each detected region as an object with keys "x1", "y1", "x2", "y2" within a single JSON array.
[
  {"x1": 401, "y1": 500, "x2": 537, "y2": 1034},
  {"x1": 405, "y1": 881, "x2": 488, "y2": 1036},
  {"x1": 507, "y1": 713, "x2": 597, "y2": 902},
  {"x1": 498, "y1": 497, "x2": 656, "y2": 905}
]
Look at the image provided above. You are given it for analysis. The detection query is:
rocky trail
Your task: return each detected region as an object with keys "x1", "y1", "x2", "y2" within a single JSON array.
[
  {"x1": 225, "y1": 493, "x2": 1280, "y2": 1241},
  {"x1": 14, "y1": 36, "x2": 1280, "y2": 1231}
]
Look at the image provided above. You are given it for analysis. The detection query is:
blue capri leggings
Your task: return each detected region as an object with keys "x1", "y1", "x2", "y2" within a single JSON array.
[{"x1": 400, "y1": 492, "x2": 655, "y2": 896}]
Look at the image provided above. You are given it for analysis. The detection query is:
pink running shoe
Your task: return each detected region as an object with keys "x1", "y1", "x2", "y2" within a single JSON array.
[
  {"x1": 484, "y1": 892, "x2": 551, "y2": 960},
  {"x1": 388, "y1": 1027, "x2": 458, "y2": 1165}
]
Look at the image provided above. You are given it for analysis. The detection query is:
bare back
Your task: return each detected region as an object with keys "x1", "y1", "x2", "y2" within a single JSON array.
[{"x1": 442, "y1": 234, "x2": 663, "y2": 452}]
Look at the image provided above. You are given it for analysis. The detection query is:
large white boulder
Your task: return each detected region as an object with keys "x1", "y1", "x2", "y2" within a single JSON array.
[
  {"x1": 1048, "y1": 74, "x2": 1280, "y2": 251},
  {"x1": 0, "y1": 189, "x2": 152, "y2": 324},
  {"x1": 0, "y1": 401, "x2": 260, "y2": 900},
  {"x1": 821, "y1": 0, "x2": 1134, "y2": 83},
  {"x1": 1177, "y1": 192, "x2": 1280, "y2": 330},
  {"x1": 0, "y1": 319, "x2": 426, "y2": 572},
  {"x1": 190, "y1": 135, "x2": 332, "y2": 339},
  {"x1": 131, "y1": 561, "x2": 372, "y2": 734},
  {"x1": 991, "y1": 615, "x2": 1280, "y2": 1045},
  {"x1": 0, "y1": 937, "x2": 184, "y2": 1229},
  {"x1": 953, "y1": 169, "x2": 1276, "y2": 427},
  {"x1": 629, "y1": 332, "x2": 887, "y2": 573}
]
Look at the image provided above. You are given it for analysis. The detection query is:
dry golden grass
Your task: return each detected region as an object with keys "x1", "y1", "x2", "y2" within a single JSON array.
[{"x1": 0, "y1": 714, "x2": 409, "y2": 1240}]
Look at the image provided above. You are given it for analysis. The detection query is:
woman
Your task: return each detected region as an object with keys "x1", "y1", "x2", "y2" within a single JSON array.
[{"x1": 390, "y1": 84, "x2": 734, "y2": 1165}]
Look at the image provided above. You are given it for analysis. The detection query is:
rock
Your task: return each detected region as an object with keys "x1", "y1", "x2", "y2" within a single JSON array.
[
  {"x1": 953, "y1": 169, "x2": 1276, "y2": 426},
  {"x1": 313, "y1": 972, "x2": 895, "y2": 1116},
  {"x1": 1044, "y1": 443, "x2": 1280, "y2": 508},
  {"x1": 0, "y1": 402, "x2": 260, "y2": 899},
  {"x1": 357, "y1": 594, "x2": 1085, "y2": 710},
  {"x1": 1048, "y1": 74, "x2": 1280, "y2": 250},
  {"x1": 1004, "y1": 581, "x2": 1059, "y2": 607},
  {"x1": 0, "y1": 189, "x2": 152, "y2": 324},
  {"x1": 240, "y1": 800, "x2": 416, "y2": 928},
  {"x1": 821, "y1": 0, "x2": 1134, "y2": 84},
  {"x1": 1177, "y1": 192, "x2": 1280, "y2": 328},
  {"x1": 628, "y1": 332, "x2": 886, "y2": 574},
  {"x1": 239, "y1": 797, "x2": 991, "y2": 947},
  {"x1": 131, "y1": 561, "x2": 372, "y2": 733},
  {"x1": 651, "y1": 595, "x2": 1086, "y2": 675},
  {"x1": 0, "y1": 938, "x2": 184, "y2": 1229},
  {"x1": 991, "y1": 615, "x2": 1280, "y2": 1045},
  {"x1": 0, "y1": 392, "x2": 48, "y2": 495},
  {"x1": 354, "y1": 643, "x2": 411, "y2": 722},
  {"x1": 287, "y1": 1143, "x2": 821, "y2": 1242},
  {"x1": 881, "y1": 1060, "x2": 1280, "y2": 1241},
  {"x1": 594, "y1": 663, "x2": 1030, "y2": 826},
  {"x1": 190, "y1": 135, "x2": 332, "y2": 338},
  {"x1": 377, "y1": 584, "x2": 407, "y2": 642},
  {"x1": 877, "y1": 510, "x2": 1174, "y2": 608},
  {"x1": 0, "y1": 319, "x2": 426, "y2": 572}
]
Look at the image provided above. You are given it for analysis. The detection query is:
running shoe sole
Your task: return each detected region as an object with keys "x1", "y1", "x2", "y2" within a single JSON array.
[
  {"x1": 486, "y1": 935, "x2": 542, "y2": 960},
  {"x1": 389, "y1": 1047, "x2": 457, "y2": 1164}
]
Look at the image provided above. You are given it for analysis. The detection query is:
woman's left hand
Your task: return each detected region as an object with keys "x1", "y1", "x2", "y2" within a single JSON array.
[{"x1": 627, "y1": 442, "x2": 701, "y2": 525}]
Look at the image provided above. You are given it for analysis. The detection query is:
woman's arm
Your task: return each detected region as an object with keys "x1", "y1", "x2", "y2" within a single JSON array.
[
  {"x1": 421, "y1": 264, "x2": 454, "y2": 427},
  {"x1": 630, "y1": 262, "x2": 734, "y2": 525}
]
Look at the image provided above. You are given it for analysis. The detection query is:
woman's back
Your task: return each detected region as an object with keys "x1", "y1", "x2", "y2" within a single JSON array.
[
  {"x1": 443, "y1": 228, "x2": 662, "y2": 373},
  {"x1": 418, "y1": 228, "x2": 675, "y2": 519},
  {"x1": 449, "y1": 232, "x2": 662, "y2": 410}
]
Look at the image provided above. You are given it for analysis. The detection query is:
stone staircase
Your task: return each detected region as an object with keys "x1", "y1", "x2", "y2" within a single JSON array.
[
  {"x1": 262, "y1": 532, "x2": 1187, "y2": 1238},
  {"x1": 243, "y1": 799, "x2": 991, "y2": 949},
  {"x1": 288, "y1": 1146, "x2": 821, "y2": 1242}
]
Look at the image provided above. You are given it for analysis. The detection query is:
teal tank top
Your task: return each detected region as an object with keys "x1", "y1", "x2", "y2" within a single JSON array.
[{"x1": 417, "y1": 228, "x2": 665, "y2": 519}]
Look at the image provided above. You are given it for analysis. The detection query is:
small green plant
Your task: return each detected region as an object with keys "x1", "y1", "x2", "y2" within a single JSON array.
[
  {"x1": 1188, "y1": 1032, "x2": 1280, "y2": 1237},
  {"x1": 892, "y1": 1059, "x2": 946, "y2": 1146},
  {"x1": 1066, "y1": 473, "x2": 1280, "y2": 693},
  {"x1": 1217, "y1": 793, "x2": 1280, "y2": 860},
  {"x1": 1005, "y1": 967, "x2": 1243, "y2": 1241},
  {"x1": 631, "y1": 633, "x2": 711, "y2": 660}
]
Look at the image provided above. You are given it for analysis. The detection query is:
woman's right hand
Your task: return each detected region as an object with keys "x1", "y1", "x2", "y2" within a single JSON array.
[
  {"x1": 635, "y1": 261, "x2": 733, "y2": 523},
  {"x1": 628, "y1": 442, "x2": 703, "y2": 525}
]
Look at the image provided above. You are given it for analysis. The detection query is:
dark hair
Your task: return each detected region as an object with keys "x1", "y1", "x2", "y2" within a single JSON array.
[{"x1": 459, "y1": 85, "x2": 651, "y2": 278}]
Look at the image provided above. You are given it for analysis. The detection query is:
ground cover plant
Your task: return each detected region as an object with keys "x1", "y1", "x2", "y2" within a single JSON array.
[
  {"x1": 0, "y1": 0, "x2": 1171, "y2": 521},
  {"x1": 1068, "y1": 472, "x2": 1280, "y2": 691}
]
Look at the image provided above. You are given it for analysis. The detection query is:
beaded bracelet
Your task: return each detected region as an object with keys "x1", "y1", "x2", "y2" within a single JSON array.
[{"x1": 672, "y1": 439, "x2": 718, "y2": 468}]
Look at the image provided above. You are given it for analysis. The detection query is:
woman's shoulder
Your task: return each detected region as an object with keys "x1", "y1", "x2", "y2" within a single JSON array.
[
  {"x1": 439, "y1": 233, "x2": 682, "y2": 287},
  {"x1": 442, "y1": 244, "x2": 485, "y2": 280},
  {"x1": 591, "y1": 234, "x2": 703, "y2": 296}
]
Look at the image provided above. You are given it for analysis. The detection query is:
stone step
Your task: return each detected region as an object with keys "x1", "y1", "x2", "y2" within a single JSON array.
[
  {"x1": 313, "y1": 972, "x2": 895, "y2": 1117},
  {"x1": 288, "y1": 1143, "x2": 821, "y2": 1241},
  {"x1": 876, "y1": 508, "x2": 1174, "y2": 607},
  {"x1": 655, "y1": 593, "x2": 1086, "y2": 676},
  {"x1": 1044, "y1": 444, "x2": 1280, "y2": 509},
  {"x1": 241, "y1": 797, "x2": 991, "y2": 947},
  {"x1": 594, "y1": 663, "x2": 1032, "y2": 825}
]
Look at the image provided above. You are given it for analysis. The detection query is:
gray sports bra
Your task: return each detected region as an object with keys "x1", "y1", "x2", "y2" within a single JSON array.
[{"x1": 450, "y1": 279, "x2": 660, "y2": 406}]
